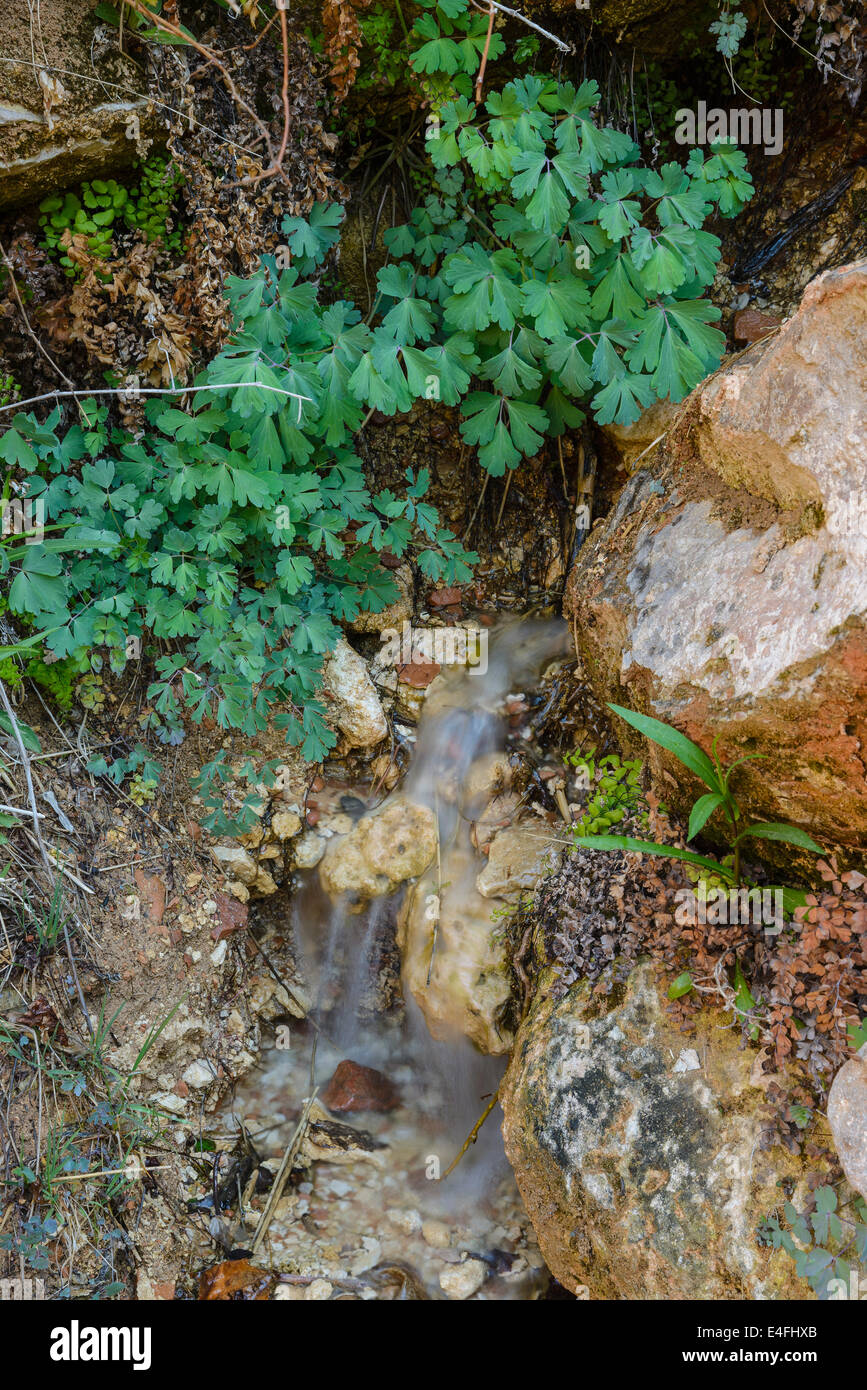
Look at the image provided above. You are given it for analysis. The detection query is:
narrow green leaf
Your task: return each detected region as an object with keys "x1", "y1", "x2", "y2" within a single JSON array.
[{"x1": 608, "y1": 703, "x2": 722, "y2": 792}]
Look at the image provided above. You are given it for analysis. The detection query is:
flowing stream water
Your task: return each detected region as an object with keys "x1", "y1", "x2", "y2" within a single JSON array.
[{"x1": 220, "y1": 619, "x2": 570, "y2": 1299}]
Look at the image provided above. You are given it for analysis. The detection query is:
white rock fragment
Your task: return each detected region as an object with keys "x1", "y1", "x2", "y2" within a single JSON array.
[{"x1": 439, "y1": 1258, "x2": 487, "y2": 1300}]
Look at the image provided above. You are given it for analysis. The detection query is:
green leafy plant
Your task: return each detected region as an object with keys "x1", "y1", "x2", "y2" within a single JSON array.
[
  {"x1": 39, "y1": 157, "x2": 184, "y2": 276},
  {"x1": 0, "y1": 206, "x2": 474, "y2": 828},
  {"x1": 759, "y1": 1183, "x2": 867, "y2": 1299},
  {"x1": 710, "y1": 2, "x2": 748, "y2": 58},
  {"x1": 573, "y1": 704, "x2": 822, "y2": 910},
  {"x1": 125, "y1": 155, "x2": 184, "y2": 249},
  {"x1": 39, "y1": 181, "x2": 129, "y2": 275},
  {"x1": 353, "y1": 0, "x2": 755, "y2": 477},
  {"x1": 565, "y1": 743, "x2": 647, "y2": 835}
]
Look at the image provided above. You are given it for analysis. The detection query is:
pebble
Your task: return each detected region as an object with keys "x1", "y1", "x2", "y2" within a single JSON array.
[
  {"x1": 304, "y1": 1279, "x2": 333, "y2": 1300},
  {"x1": 388, "y1": 1207, "x2": 422, "y2": 1234},
  {"x1": 439, "y1": 1258, "x2": 487, "y2": 1300},
  {"x1": 422, "y1": 1218, "x2": 452, "y2": 1248}
]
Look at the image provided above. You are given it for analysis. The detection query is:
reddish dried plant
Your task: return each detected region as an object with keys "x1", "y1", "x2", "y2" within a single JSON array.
[{"x1": 322, "y1": 0, "x2": 372, "y2": 106}]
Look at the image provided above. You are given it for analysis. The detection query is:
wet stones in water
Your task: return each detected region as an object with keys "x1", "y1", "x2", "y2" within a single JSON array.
[
  {"x1": 322, "y1": 1059, "x2": 400, "y2": 1114},
  {"x1": 339, "y1": 794, "x2": 368, "y2": 820}
]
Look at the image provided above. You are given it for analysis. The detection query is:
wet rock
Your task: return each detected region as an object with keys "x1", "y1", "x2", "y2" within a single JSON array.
[
  {"x1": 501, "y1": 960, "x2": 830, "y2": 1298},
  {"x1": 463, "y1": 752, "x2": 512, "y2": 805},
  {"x1": 293, "y1": 830, "x2": 327, "y2": 869},
  {"x1": 322, "y1": 1059, "x2": 400, "y2": 1113},
  {"x1": 370, "y1": 753, "x2": 401, "y2": 792},
  {"x1": 827, "y1": 1043, "x2": 867, "y2": 1200},
  {"x1": 321, "y1": 638, "x2": 388, "y2": 749},
  {"x1": 319, "y1": 797, "x2": 437, "y2": 901},
  {"x1": 421, "y1": 1219, "x2": 451, "y2": 1248},
  {"x1": 398, "y1": 838, "x2": 515, "y2": 1054},
  {"x1": 476, "y1": 824, "x2": 561, "y2": 900},
  {"x1": 304, "y1": 1278, "x2": 333, "y2": 1300},
  {"x1": 299, "y1": 1117, "x2": 388, "y2": 1168},
  {"x1": 567, "y1": 261, "x2": 867, "y2": 849},
  {"x1": 438, "y1": 1258, "x2": 487, "y2": 1299}
]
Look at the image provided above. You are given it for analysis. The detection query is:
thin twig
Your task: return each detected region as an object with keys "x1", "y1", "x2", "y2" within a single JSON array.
[
  {"x1": 250, "y1": 1088, "x2": 319, "y2": 1254},
  {"x1": 0, "y1": 382, "x2": 313, "y2": 419},
  {"x1": 472, "y1": 0, "x2": 570, "y2": 52},
  {"x1": 441, "y1": 1092, "x2": 499, "y2": 1179},
  {"x1": 475, "y1": 0, "x2": 496, "y2": 104}
]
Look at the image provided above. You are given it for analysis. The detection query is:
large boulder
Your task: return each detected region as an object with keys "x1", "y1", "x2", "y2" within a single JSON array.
[
  {"x1": 827, "y1": 1043, "x2": 867, "y2": 1201},
  {"x1": 501, "y1": 961, "x2": 829, "y2": 1299},
  {"x1": 0, "y1": 0, "x2": 160, "y2": 209},
  {"x1": 567, "y1": 262, "x2": 867, "y2": 851}
]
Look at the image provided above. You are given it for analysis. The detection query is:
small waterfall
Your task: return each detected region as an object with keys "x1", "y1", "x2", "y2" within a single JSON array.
[{"x1": 225, "y1": 618, "x2": 570, "y2": 1293}]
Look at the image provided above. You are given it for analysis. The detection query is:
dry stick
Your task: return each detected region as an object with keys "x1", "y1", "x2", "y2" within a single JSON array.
[
  {"x1": 627, "y1": 429, "x2": 668, "y2": 471},
  {"x1": 0, "y1": 679, "x2": 51, "y2": 873},
  {"x1": 474, "y1": 0, "x2": 497, "y2": 105},
  {"x1": 253, "y1": 1, "x2": 291, "y2": 183},
  {"x1": 462, "y1": 468, "x2": 490, "y2": 544},
  {"x1": 494, "y1": 467, "x2": 514, "y2": 534},
  {"x1": 441, "y1": 1092, "x2": 499, "y2": 1179},
  {"x1": 476, "y1": 0, "x2": 571, "y2": 52},
  {"x1": 250, "y1": 1087, "x2": 319, "y2": 1255},
  {"x1": 0, "y1": 680, "x2": 93, "y2": 1032},
  {"x1": 0, "y1": 382, "x2": 313, "y2": 419}
]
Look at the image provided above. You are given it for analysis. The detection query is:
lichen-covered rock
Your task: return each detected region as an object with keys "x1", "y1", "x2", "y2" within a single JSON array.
[
  {"x1": 501, "y1": 961, "x2": 829, "y2": 1299},
  {"x1": 319, "y1": 797, "x2": 437, "y2": 901},
  {"x1": 566, "y1": 262, "x2": 867, "y2": 850},
  {"x1": 827, "y1": 1043, "x2": 867, "y2": 1201},
  {"x1": 321, "y1": 637, "x2": 388, "y2": 748}
]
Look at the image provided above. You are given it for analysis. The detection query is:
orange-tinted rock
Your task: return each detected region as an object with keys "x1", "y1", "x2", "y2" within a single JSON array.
[
  {"x1": 134, "y1": 868, "x2": 166, "y2": 924},
  {"x1": 428, "y1": 586, "x2": 463, "y2": 608},
  {"x1": 322, "y1": 1059, "x2": 399, "y2": 1113},
  {"x1": 566, "y1": 261, "x2": 867, "y2": 851},
  {"x1": 198, "y1": 1259, "x2": 274, "y2": 1300},
  {"x1": 396, "y1": 659, "x2": 441, "y2": 688},
  {"x1": 211, "y1": 891, "x2": 248, "y2": 941},
  {"x1": 733, "y1": 307, "x2": 782, "y2": 344}
]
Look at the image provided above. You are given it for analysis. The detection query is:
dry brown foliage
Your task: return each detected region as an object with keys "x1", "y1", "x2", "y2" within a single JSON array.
[{"x1": 322, "y1": 0, "x2": 373, "y2": 106}]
